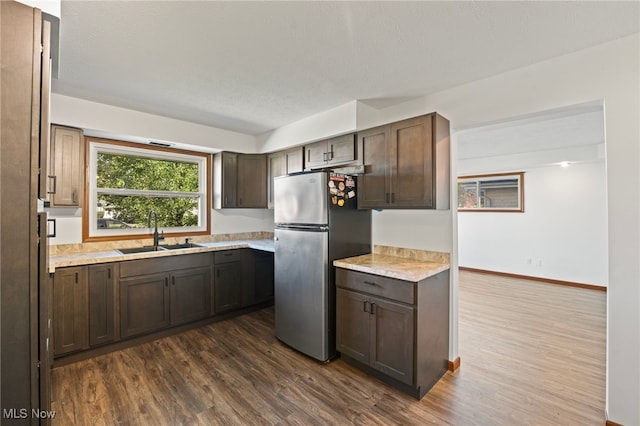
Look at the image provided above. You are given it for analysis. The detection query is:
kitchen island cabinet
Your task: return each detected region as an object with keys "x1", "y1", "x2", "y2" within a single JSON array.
[
  {"x1": 358, "y1": 113, "x2": 450, "y2": 210},
  {"x1": 335, "y1": 263, "x2": 449, "y2": 399}
]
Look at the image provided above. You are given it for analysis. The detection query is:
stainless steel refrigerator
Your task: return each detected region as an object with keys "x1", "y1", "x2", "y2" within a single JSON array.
[{"x1": 274, "y1": 171, "x2": 371, "y2": 361}]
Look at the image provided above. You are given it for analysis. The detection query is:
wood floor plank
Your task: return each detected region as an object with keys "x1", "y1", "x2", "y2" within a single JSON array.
[{"x1": 51, "y1": 270, "x2": 606, "y2": 425}]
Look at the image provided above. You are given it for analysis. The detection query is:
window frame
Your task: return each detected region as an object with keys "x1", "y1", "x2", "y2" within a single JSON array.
[
  {"x1": 83, "y1": 137, "x2": 211, "y2": 242},
  {"x1": 457, "y1": 171, "x2": 524, "y2": 213}
]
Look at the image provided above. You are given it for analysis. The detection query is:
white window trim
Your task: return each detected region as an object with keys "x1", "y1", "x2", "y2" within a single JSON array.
[
  {"x1": 88, "y1": 141, "x2": 208, "y2": 239},
  {"x1": 458, "y1": 172, "x2": 524, "y2": 212}
]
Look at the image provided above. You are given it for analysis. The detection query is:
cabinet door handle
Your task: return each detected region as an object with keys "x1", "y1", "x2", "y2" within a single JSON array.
[
  {"x1": 75, "y1": 272, "x2": 78, "y2": 284},
  {"x1": 107, "y1": 268, "x2": 111, "y2": 279},
  {"x1": 47, "y1": 175, "x2": 56, "y2": 194},
  {"x1": 307, "y1": 149, "x2": 311, "y2": 162},
  {"x1": 391, "y1": 192, "x2": 395, "y2": 204},
  {"x1": 370, "y1": 303, "x2": 376, "y2": 315},
  {"x1": 363, "y1": 300, "x2": 370, "y2": 313},
  {"x1": 385, "y1": 193, "x2": 390, "y2": 204},
  {"x1": 165, "y1": 277, "x2": 168, "y2": 287},
  {"x1": 172, "y1": 276, "x2": 175, "y2": 286},
  {"x1": 72, "y1": 189, "x2": 77, "y2": 204},
  {"x1": 329, "y1": 144, "x2": 334, "y2": 160}
]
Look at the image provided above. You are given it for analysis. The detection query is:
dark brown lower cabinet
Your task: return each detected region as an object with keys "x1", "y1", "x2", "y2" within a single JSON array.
[
  {"x1": 213, "y1": 261, "x2": 243, "y2": 314},
  {"x1": 120, "y1": 273, "x2": 170, "y2": 338},
  {"x1": 253, "y1": 251, "x2": 274, "y2": 303},
  {"x1": 53, "y1": 249, "x2": 273, "y2": 360},
  {"x1": 88, "y1": 263, "x2": 116, "y2": 346},
  {"x1": 170, "y1": 267, "x2": 212, "y2": 325},
  {"x1": 336, "y1": 268, "x2": 449, "y2": 399},
  {"x1": 336, "y1": 288, "x2": 414, "y2": 385},
  {"x1": 53, "y1": 266, "x2": 88, "y2": 356}
]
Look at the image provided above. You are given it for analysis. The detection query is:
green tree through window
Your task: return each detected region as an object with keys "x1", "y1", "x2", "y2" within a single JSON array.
[
  {"x1": 85, "y1": 139, "x2": 210, "y2": 240},
  {"x1": 97, "y1": 153, "x2": 200, "y2": 228}
]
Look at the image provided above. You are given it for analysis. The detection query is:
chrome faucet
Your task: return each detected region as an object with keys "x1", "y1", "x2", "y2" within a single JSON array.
[{"x1": 147, "y1": 210, "x2": 164, "y2": 249}]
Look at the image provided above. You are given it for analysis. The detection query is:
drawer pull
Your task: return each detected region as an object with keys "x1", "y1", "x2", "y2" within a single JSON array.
[{"x1": 363, "y1": 281, "x2": 377, "y2": 286}]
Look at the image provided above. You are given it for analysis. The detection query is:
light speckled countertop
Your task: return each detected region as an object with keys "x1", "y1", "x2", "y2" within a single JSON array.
[
  {"x1": 333, "y1": 245, "x2": 450, "y2": 282},
  {"x1": 49, "y1": 239, "x2": 274, "y2": 273}
]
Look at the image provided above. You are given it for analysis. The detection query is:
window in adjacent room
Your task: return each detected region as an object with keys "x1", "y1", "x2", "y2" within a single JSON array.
[
  {"x1": 457, "y1": 172, "x2": 524, "y2": 212},
  {"x1": 85, "y1": 138, "x2": 210, "y2": 241}
]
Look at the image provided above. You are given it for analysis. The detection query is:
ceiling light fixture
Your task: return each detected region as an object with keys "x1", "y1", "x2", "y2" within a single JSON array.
[{"x1": 560, "y1": 161, "x2": 571, "y2": 168}]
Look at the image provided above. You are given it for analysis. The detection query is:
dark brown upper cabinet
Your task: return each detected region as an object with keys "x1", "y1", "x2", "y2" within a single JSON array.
[
  {"x1": 267, "y1": 146, "x2": 304, "y2": 209},
  {"x1": 304, "y1": 133, "x2": 356, "y2": 170},
  {"x1": 213, "y1": 152, "x2": 267, "y2": 208},
  {"x1": 49, "y1": 125, "x2": 84, "y2": 207},
  {"x1": 357, "y1": 113, "x2": 450, "y2": 210}
]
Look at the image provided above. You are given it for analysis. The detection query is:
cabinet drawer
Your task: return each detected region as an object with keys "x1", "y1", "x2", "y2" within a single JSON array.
[
  {"x1": 120, "y1": 253, "x2": 211, "y2": 277},
  {"x1": 214, "y1": 250, "x2": 242, "y2": 264},
  {"x1": 335, "y1": 268, "x2": 414, "y2": 305}
]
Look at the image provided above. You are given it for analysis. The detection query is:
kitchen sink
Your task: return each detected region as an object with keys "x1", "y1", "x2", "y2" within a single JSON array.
[
  {"x1": 159, "y1": 243, "x2": 203, "y2": 250},
  {"x1": 117, "y1": 246, "x2": 168, "y2": 254}
]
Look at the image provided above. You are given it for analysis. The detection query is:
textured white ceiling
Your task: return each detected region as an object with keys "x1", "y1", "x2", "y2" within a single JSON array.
[{"x1": 52, "y1": 1, "x2": 639, "y2": 136}]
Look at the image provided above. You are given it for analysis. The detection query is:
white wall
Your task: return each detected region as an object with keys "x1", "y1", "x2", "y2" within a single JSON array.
[
  {"x1": 211, "y1": 209, "x2": 274, "y2": 235},
  {"x1": 17, "y1": 0, "x2": 60, "y2": 17},
  {"x1": 257, "y1": 101, "x2": 357, "y2": 153},
  {"x1": 458, "y1": 161, "x2": 608, "y2": 286},
  {"x1": 51, "y1": 94, "x2": 257, "y2": 153}
]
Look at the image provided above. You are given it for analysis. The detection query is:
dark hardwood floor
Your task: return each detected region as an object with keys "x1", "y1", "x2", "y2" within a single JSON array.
[{"x1": 51, "y1": 270, "x2": 606, "y2": 425}]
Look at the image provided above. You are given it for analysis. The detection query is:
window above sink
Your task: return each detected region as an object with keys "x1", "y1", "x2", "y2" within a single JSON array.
[{"x1": 84, "y1": 137, "x2": 211, "y2": 241}]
